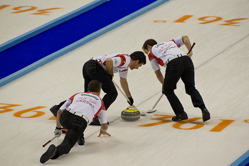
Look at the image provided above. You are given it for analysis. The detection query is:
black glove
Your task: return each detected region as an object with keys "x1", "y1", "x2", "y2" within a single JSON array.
[{"x1": 127, "y1": 97, "x2": 134, "y2": 106}]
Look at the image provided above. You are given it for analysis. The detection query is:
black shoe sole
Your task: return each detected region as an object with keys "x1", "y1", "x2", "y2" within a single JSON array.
[
  {"x1": 78, "y1": 137, "x2": 85, "y2": 146},
  {"x1": 78, "y1": 142, "x2": 85, "y2": 145},
  {"x1": 172, "y1": 113, "x2": 188, "y2": 122},
  {"x1": 40, "y1": 144, "x2": 57, "y2": 164},
  {"x1": 202, "y1": 111, "x2": 210, "y2": 122},
  {"x1": 172, "y1": 116, "x2": 188, "y2": 122}
]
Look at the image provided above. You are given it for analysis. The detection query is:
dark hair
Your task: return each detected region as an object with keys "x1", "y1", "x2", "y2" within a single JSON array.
[
  {"x1": 87, "y1": 80, "x2": 102, "y2": 93},
  {"x1": 142, "y1": 39, "x2": 157, "y2": 50},
  {"x1": 130, "y1": 51, "x2": 146, "y2": 65}
]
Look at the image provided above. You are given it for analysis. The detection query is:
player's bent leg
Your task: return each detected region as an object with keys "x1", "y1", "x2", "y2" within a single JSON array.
[{"x1": 50, "y1": 100, "x2": 66, "y2": 117}]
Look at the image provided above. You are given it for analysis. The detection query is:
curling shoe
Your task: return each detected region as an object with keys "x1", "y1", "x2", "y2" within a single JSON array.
[
  {"x1": 202, "y1": 108, "x2": 210, "y2": 122},
  {"x1": 78, "y1": 135, "x2": 85, "y2": 146},
  {"x1": 40, "y1": 144, "x2": 57, "y2": 164},
  {"x1": 172, "y1": 112, "x2": 188, "y2": 122}
]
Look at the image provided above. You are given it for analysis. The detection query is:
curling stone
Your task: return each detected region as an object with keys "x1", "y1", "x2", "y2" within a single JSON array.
[{"x1": 121, "y1": 107, "x2": 140, "y2": 121}]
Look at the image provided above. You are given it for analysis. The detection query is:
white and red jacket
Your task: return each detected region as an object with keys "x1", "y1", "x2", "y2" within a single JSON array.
[
  {"x1": 148, "y1": 36, "x2": 185, "y2": 71},
  {"x1": 60, "y1": 92, "x2": 107, "y2": 125},
  {"x1": 96, "y1": 53, "x2": 130, "y2": 78}
]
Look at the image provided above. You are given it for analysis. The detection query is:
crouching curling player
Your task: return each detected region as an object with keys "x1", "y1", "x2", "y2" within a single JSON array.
[{"x1": 40, "y1": 80, "x2": 110, "y2": 164}]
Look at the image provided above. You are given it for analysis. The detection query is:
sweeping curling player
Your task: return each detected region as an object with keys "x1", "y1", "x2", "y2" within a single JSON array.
[{"x1": 147, "y1": 42, "x2": 196, "y2": 114}]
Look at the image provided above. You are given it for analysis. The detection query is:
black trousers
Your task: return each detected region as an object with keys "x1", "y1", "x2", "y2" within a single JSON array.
[
  {"x1": 54, "y1": 111, "x2": 87, "y2": 158},
  {"x1": 82, "y1": 59, "x2": 118, "y2": 110},
  {"x1": 162, "y1": 56, "x2": 205, "y2": 115}
]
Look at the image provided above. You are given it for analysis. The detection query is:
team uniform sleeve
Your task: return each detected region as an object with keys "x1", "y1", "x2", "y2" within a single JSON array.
[
  {"x1": 172, "y1": 36, "x2": 184, "y2": 48},
  {"x1": 59, "y1": 99, "x2": 72, "y2": 111},
  {"x1": 97, "y1": 100, "x2": 107, "y2": 124},
  {"x1": 150, "y1": 59, "x2": 160, "y2": 71},
  {"x1": 97, "y1": 110, "x2": 108, "y2": 124}
]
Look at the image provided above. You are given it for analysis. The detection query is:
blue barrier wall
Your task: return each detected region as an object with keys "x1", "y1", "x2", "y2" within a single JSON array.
[{"x1": 0, "y1": 0, "x2": 167, "y2": 87}]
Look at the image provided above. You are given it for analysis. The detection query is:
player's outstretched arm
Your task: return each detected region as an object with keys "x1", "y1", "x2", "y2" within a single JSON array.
[
  {"x1": 155, "y1": 69, "x2": 164, "y2": 85},
  {"x1": 98, "y1": 123, "x2": 111, "y2": 137},
  {"x1": 182, "y1": 36, "x2": 193, "y2": 57}
]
